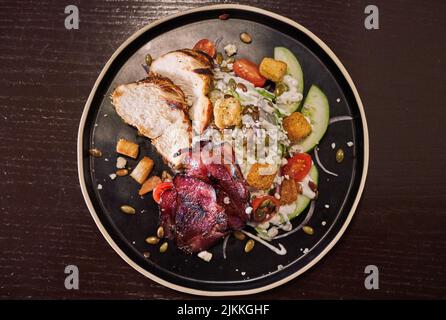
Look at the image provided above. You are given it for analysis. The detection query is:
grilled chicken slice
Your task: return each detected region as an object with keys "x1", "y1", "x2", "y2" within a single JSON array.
[
  {"x1": 150, "y1": 49, "x2": 213, "y2": 134},
  {"x1": 111, "y1": 75, "x2": 191, "y2": 167}
]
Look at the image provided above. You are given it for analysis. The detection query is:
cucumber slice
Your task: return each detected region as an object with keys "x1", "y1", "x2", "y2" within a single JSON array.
[
  {"x1": 274, "y1": 47, "x2": 304, "y2": 114},
  {"x1": 254, "y1": 165, "x2": 318, "y2": 238},
  {"x1": 294, "y1": 85, "x2": 330, "y2": 152},
  {"x1": 288, "y1": 165, "x2": 318, "y2": 220}
]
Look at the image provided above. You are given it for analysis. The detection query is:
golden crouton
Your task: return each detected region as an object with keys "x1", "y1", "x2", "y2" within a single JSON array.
[
  {"x1": 116, "y1": 138, "x2": 139, "y2": 159},
  {"x1": 130, "y1": 156, "x2": 154, "y2": 184},
  {"x1": 283, "y1": 112, "x2": 312, "y2": 143},
  {"x1": 213, "y1": 97, "x2": 242, "y2": 129},
  {"x1": 259, "y1": 57, "x2": 287, "y2": 82},
  {"x1": 246, "y1": 163, "x2": 277, "y2": 190},
  {"x1": 279, "y1": 178, "x2": 301, "y2": 205}
]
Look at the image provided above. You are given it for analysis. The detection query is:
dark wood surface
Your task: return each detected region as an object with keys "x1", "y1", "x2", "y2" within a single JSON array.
[{"x1": 0, "y1": 0, "x2": 445, "y2": 299}]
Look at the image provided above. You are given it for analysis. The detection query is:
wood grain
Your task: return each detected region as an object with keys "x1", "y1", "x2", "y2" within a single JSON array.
[{"x1": 0, "y1": 0, "x2": 445, "y2": 299}]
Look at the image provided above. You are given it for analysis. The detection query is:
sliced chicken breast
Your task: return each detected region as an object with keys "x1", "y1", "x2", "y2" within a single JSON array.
[
  {"x1": 111, "y1": 75, "x2": 191, "y2": 167},
  {"x1": 150, "y1": 49, "x2": 213, "y2": 134}
]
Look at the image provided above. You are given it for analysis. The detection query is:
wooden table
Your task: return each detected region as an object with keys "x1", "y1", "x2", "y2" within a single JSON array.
[{"x1": 1, "y1": 0, "x2": 445, "y2": 299}]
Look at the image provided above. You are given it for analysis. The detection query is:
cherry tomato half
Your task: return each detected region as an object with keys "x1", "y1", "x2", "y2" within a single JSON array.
[
  {"x1": 233, "y1": 59, "x2": 266, "y2": 87},
  {"x1": 282, "y1": 153, "x2": 312, "y2": 182},
  {"x1": 153, "y1": 182, "x2": 173, "y2": 204},
  {"x1": 193, "y1": 39, "x2": 216, "y2": 58},
  {"x1": 251, "y1": 195, "x2": 280, "y2": 222}
]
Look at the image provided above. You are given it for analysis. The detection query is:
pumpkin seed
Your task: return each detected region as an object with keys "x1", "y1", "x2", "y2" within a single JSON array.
[
  {"x1": 216, "y1": 52, "x2": 223, "y2": 65},
  {"x1": 303, "y1": 225, "x2": 314, "y2": 235},
  {"x1": 157, "y1": 226, "x2": 165, "y2": 238},
  {"x1": 274, "y1": 82, "x2": 288, "y2": 96},
  {"x1": 116, "y1": 169, "x2": 129, "y2": 176},
  {"x1": 145, "y1": 53, "x2": 152, "y2": 66},
  {"x1": 237, "y1": 82, "x2": 247, "y2": 92},
  {"x1": 228, "y1": 78, "x2": 237, "y2": 91},
  {"x1": 145, "y1": 236, "x2": 159, "y2": 245},
  {"x1": 89, "y1": 148, "x2": 102, "y2": 158},
  {"x1": 233, "y1": 230, "x2": 246, "y2": 241},
  {"x1": 120, "y1": 205, "x2": 135, "y2": 215},
  {"x1": 159, "y1": 242, "x2": 168, "y2": 253},
  {"x1": 336, "y1": 148, "x2": 345, "y2": 163},
  {"x1": 244, "y1": 239, "x2": 255, "y2": 253},
  {"x1": 240, "y1": 32, "x2": 252, "y2": 44}
]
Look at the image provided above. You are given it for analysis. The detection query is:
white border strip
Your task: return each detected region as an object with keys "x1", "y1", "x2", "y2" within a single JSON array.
[{"x1": 77, "y1": 4, "x2": 369, "y2": 296}]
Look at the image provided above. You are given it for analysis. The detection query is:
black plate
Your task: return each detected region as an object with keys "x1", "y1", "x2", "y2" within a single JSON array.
[{"x1": 78, "y1": 5, "x2": 368, "y2": 295}]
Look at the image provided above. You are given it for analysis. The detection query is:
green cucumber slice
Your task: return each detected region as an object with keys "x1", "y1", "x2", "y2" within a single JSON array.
[
  {"x1": 274, "y1": 47, "x2": 304, "y2": 114},
  {"x1": 254, "y1": 165, "x2": 318, "y2": 238},
  {"x1": 288, "y1": 165, "x2": 318, "y2": 220},
  {"x1": 294, "y1": 85, "x2": 330, "y2": 152}
]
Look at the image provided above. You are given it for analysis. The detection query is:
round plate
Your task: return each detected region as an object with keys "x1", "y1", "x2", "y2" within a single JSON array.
[{"x1": 77, "y1": 4, "x2": 369, "y2": 296}]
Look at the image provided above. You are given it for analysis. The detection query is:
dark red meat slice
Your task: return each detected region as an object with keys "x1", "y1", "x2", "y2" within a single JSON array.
[
  {"x1": 159, "y1": 189, "x2": 177, "y2": 239},
  {"x1": 172, "y1": 175, "x2": 227, "y2": 253}
]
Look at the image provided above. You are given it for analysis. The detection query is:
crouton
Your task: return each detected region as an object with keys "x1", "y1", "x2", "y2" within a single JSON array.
[
  {"x1": 279, "y1": 178, "x2": 301, "y2": 205},
  {"x1": 259, "y1": 57, "x2": 287, "y2": 82},
  {"x1": 283, "y1": 112, "x2": 312, "y2": 143},
  {"x1": 139, "y1": 176, "x2": 162, "y2": 196},
  {"x1": 130, "y1": 156, "x2": 154, "y2": 184},
  {"x1": 116, "y1": 138, "x2": 139, "y2": 159},
  {"x1": 213, "y1": 97, "x2": 242, "y2": 129},
  {"x1": 246, "y1": 163, "x2": 277, "y2": 190}
]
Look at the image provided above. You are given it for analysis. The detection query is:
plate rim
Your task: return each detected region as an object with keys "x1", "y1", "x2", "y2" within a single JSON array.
[{"x1": 77, "y1": 4, "x2": 369, "y2": 296}]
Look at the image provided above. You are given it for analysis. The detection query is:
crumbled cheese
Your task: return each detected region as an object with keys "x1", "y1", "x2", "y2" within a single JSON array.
[
  {"x1": 97, "y1": 184, "x2": 102, "y2": 190},
  {"x1": 197, "y1": 251, "x2": 213, "y2": 262},
  {"x1": 322, "y1": 221, "x2": 327, "y2": 226},
  {"x1": 223, "y1": 197, "x2": 230, "y2": 204},
  {"x1": 325, "y1": 204, "x2": 330, "y2": 209},
  {"x1": 331, "y1": 143, "x2": 336, "y2": 149},
  {"x1": 116, "y1": 157, "x2": 126, "y2": 169},
  {"x1": 245, "y1": 206, "x2": 253, "y2": 214},
  {"x1": 267, "y1": 227, "x2": 279, "y2": 238},
  {"x1": 336, "y1": 98, "x2": 341, "y2": 103},
  {"x1": 104, "y1": 114, "x2": 108, "y2": 117},
  {"x1": 104, "y1": 158, "x2": 109, "y2": 162},
  {"x1": 224, "y1": 43, "x2": 237, "y2": 57},
  {"x1": 347, "y1": 141, "x2": 354, "y2": 147},
  {"x1": 277, "y1": 264, "x2": 284, "y2": 270},
  {"x1": 258, "y1": 222, "x2": 270, "y2": 230},
  {"x1": 282, "y1": 222, "x2": 292, "y2": 231},
  {"x1": 303, "y1": 248, "x2": 309, "y2": 254},
  {"x1": 274, "y1": 193, "x2": 281, "y2": 200},
  {"x1": 109, "y1": 173, "x2": 117, "y2": 180},
  {"x1": 241, "y1": 271, "x2": 246, "y2": 276}
]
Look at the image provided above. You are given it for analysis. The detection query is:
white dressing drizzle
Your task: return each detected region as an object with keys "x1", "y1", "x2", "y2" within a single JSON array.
[{"x1": 241, "y1": 230, "x2": 287, "y2": 255}]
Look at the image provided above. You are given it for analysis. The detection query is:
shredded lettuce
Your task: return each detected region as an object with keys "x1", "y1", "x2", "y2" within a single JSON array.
[{"x1": 256, "y1": 89, "x2": 276, "y2": 102}]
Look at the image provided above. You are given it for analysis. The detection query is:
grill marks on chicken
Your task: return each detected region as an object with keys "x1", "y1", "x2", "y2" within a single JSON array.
[
  {"x1": 111, "y1": 75, "x2": 191, "y2": 167},
  {"x1": 150, "y1": 49, "x2": 214, "y2": 134},
  {"x1": 159, "y1": 143, "x2": 251, "y2": 253}
]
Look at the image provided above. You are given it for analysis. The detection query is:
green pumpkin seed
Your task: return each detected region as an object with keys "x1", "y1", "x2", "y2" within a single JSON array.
[
  {"x1": 145, "y1": 53, "x2": 152, "y2": 66},
  {"x1": 245, "y1": 239, "x2": 255, "y2": 253},
  {"x1": 228, "y1": 78, "x2": 237, "y2": 91},
  {"x1": 240, "y1": 32, "x2": 252, "y2": 44},
  {"x1": 159, "y1": 242, "x2": 168, "y2": 253},
  {"x1": 157, "y1": 226, "x2": 165, "y2": 238},
  {"x1": 274, "y1": 83, "x2": 288, "y2": 96},
  {"x1": 120, "y1": 205, "x2": 135, "y2": 215},
  {"x1": 233, "y1": 230, "x2": 246, "y2": 241},
  {"x1": 303, "y1": 226, "x2": 314, "y2": 235},
  {"x1": 89, "y1": 148, "x2": 102, "y2": 158},
  {"x1": 216, "y1": 52, "x2": 223, "y2": 65},
  {"x1": 336, "y1": 148, "x2": 345, "y2": 163},
  {"x1": 145, "y1": 236, "x2": 159, "y2": 245}
]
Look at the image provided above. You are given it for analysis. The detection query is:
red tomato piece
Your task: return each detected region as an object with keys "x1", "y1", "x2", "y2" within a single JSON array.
[
  {"x1": 233, "y1": 59, "x2": 266, "y2": 87},
  {"x1": 153, "y1": 182, "x2": 173, "y2": 204},
  {"x1": 193, "y1": 39, "x2": 216, "y2": 58},
  {"x1": 282, "y1": 153, "x2": 312, "y2": 182}
]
